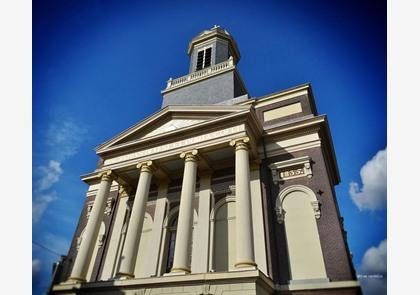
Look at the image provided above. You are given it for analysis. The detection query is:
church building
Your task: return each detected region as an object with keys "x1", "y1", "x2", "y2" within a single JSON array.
[{"x1": 50, "y1": 26, "x2": 361, "y2": 295}]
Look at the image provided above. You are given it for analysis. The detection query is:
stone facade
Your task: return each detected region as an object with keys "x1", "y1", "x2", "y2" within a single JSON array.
[{"x1": 49, "y1": 27, "x2": 360, "y2": 295}]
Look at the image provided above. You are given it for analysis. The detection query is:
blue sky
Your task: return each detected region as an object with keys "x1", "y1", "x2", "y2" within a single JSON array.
[{"x1": 32, "y1": 1, "x2": 386, "y2": 294}]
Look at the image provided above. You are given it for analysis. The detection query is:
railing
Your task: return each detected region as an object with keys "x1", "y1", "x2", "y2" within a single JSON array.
[{"x1": 165, "y1": 57, "x2": 234, "y2": 90}]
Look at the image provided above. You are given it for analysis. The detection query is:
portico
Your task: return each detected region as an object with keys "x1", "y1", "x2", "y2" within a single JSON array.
[{"x1": 66, "y1": 104, "x2": 265, "y2": 283}]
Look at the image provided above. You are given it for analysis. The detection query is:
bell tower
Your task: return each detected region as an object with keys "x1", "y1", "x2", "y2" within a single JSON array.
[
  {"x1": 161, "y1": 26, "x2": 248, "y2": 107},
  {"x1": 187, "y1": 25, "x2": 241, "y2": 73}
]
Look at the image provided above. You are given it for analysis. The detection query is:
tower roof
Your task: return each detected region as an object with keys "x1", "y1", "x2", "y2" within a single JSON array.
[{"x1": 187, "y1": 25, "x2": 241, "y2": 61}]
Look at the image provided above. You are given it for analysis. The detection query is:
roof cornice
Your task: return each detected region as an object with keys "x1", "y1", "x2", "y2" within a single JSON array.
[
  {"x1": 95, "y1": 105, "x2": 252, "y2": 155},
  {"x1": 187, "y1": 31, "x2": 240, "y2": 61}
]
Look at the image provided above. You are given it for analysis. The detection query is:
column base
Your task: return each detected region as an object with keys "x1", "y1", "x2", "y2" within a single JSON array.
[
  {"x1": 165, "y1": 266, "x2": 191, "y2": 276},
  {"x1": 234, "y1": 261, "x2": 257, "y2": 269},
  {"x1": 62, "y1": 277, "x2": 86, "y2": 284},
  {"x1": 114, "y1": 272, "x2": 135, "y2": 280}
]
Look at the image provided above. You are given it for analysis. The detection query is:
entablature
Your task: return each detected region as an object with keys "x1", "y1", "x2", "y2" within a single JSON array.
[{"x1": 260, "y1": 115, "x2": 340, "y2": 185}]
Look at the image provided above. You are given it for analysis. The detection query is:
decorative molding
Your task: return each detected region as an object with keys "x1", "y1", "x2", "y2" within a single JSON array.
[
  {"x1": 180, "y1": 149, "x2": 199, "y2": 163},
  {"x1": 99, "y1": 170, "x2": 116, "y2": 182},
  {"x1": 275, "y1": 185, "x2": 321, "y2": 224},
  {"x1": 86, "y1": 204, "x2": 93, "y2": 218},
  {"x1": 229, "y1": 136, "x2": 250, "y2": 151},
  {"x1": 228, "y1": 185, "x2": 236, "y2": 195},
  {"x1": 137, "y1": 160, "x2": 155, "y2": 174},
  {"x1": 104, "y1": 198, "x2": 115, "y2": 216},
  {"x1": 98, "y1": 234, "x2": 106, "y2": 248},
  {"x1": 311, "y1": 201, "x2": 321, "y2": 219},
  {"x1": 142, "y1": 119, "x2": 206, "y2": 139},
  {"x1": 76, "y1": 235, "x2": 82, "y2": 251},
  {"x1": 119, "y1": 186, "x2": 131, "y2": 198},
  {"x1": 269, "y1": 156, "x2": 312, "y2": 184},
  {"x1": 162, "y1": 58, "x2": 235, "y2": 93},
  {"x1": 103, "y1": 125, "x2": 244, "y2": 165},
  {"x1": 275, "y1": 207, "x2": 285, "y2": 224}
]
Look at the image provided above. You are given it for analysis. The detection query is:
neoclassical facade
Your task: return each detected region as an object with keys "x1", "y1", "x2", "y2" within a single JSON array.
[{"x1": 50, "y1": 27, "x2": 360, "y2": 295}]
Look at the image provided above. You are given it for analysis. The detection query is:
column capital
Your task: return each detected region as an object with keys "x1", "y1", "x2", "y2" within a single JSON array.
[
  {"x1": 119, "y1": 186, "x2": 132, "y2": 198},
  {"x1": 98, "y1": 170, "x2": 116, "y2": 182},
  {"x1": 180, "y1": 149, "x2": 199, "y2": 162},
  {"x1": 136, "y1": 160, "x2": 155, "y2": 173},
  {"x1": 229, "y1": 136, "x2": 250, "y2": 151}
]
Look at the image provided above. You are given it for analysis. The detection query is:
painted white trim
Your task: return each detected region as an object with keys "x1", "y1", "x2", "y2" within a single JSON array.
[
  {"x1": 103, "y1": 124, "x2": 246, "y2": 166},
  {"x1": 255, "y1": 89, "x2": 308, "y2": 108},
  {"x1": 276, "y1": 280, "x2": 360, "y2": 291},
  {"x1": 269, "y1": 156, "x2": 313, "y2": 183},
  {"x1": 96, "y1": 105, "x2": 248, "y2": 153}
]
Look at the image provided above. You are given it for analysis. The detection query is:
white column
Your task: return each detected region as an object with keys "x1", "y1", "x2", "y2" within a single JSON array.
[
  {"x1": 145, "y1": 180, "x2": 169, "y2": 277},
  {"x1": 171, "y1": 150, "x2": 198, "y2": 274},
  {"x1": 229, "y1": 137, "x2": 257, "y2": 269},
  {"x1": 68, "y1": 170, "x2": 114, "y2": 282},
  {"x1": 117, "y1": 161, "x2": 154, "y2": 278},
  {"x1": 191, "y1": 171, "x2": 213, "y2": 273}
]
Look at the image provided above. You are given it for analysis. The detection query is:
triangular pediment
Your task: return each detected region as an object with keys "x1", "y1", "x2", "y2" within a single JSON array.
[
  {"x1": 141, "y1": 118, "x2": 206, "y2": 138},
  {"x1": 96, "y1": 105, "x2": 250, "y2": 153}
]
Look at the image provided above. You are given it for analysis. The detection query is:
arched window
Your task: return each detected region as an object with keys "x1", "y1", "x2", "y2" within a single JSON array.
[
  {"x1": 210, "y1": 196, "x2": 236, "y2": 272},
  {"x1": 165, "y1": 216, "x2": 178, "y2": 273},
  {"x1": 159, "y1": 207, "x2": 197, "y2": 275},
  {"x1": 159, "y1": 208, "x2": 179, "y2": 275},
  {"x1": 276, "y1": 185, "x2": 328, "y2": 282}
]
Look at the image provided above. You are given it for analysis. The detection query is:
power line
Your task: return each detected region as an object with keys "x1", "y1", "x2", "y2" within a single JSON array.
[{"x1": 32, "y1": 241, "x2": 63, "y2": 257}]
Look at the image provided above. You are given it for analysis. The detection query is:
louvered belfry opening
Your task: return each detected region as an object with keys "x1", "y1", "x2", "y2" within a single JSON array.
[
  {"x1": 196, "y1": 50, "x2": 204, "y2": 70},
  {"x1": 196, "y1": 47, "x2": 212, "y2": 71},
  {"x1": 204, "y1": 48, "x2": 211, "y2": 67}
]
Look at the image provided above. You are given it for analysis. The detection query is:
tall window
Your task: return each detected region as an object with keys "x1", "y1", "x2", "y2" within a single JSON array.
[
  {"x1": 196, "y1": 47, "x2": 212, "y2": 71},
  {"x1": 214, "y1": 201, "x2": 236, "y2": 271},
  {"x1": 165, "y1": 216, "x2": 178, "y2": 273}
]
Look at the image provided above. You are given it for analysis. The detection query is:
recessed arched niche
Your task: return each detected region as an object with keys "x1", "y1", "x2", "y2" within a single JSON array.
[
  {"x1": 276, "y1": 185, "x2": 328, "y2": 283},
  {"x1": 212, "y1": 197, "x2": 236, "y2": 272}
]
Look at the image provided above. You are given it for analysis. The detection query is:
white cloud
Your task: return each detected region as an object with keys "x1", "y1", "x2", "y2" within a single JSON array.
[
  {"x1": 349, "y1": 148, "x2": 387, "y2": 211},
  {"x1": 33, "y1": 117, "x2": 86, "y2": 223},
  {"x1": 361, "y1": 239, "x2": 387, "y2": 274},
  {"x1": 46, "y1": 119, "x2": 87, "y2": 161},
  {"x1": 32, "y1": 259, "x2": 42, "y2": 277},
  {"x1": 37, "y1": 160, "x2": 63, "y2": 191},
  {"x1": 359, "y1": 239, "x2": 387, "y2": 295},
  {"x1": 32, "y1": 192, "x2": 57, "y2": 223}
]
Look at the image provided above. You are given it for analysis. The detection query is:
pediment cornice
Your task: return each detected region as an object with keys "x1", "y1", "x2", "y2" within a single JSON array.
[{"x1": 95, "y1": 105, "x2": 258, "y2": 156}]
